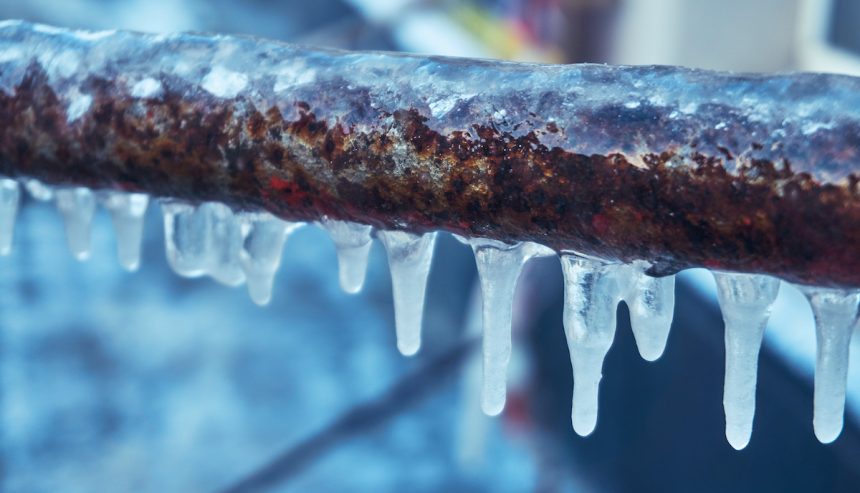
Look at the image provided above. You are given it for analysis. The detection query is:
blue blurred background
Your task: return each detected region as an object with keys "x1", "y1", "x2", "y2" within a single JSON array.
[{"x1": 1, "y1": 1, "x2": 860, "y2": 492}]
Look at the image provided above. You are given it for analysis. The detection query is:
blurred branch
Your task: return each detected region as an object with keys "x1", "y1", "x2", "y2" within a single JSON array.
[{"x1": 219, "y1": 339, "x2": 477, "y2": 493}]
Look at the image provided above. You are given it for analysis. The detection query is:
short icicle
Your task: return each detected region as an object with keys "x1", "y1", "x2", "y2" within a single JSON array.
[
  {"x1": 205, "y1": 203, "x2": 245, "y2": 287},
  {"x1": 23, "y1": 179, "x2": 54, "y2": 201},
  {"x1": 802, "y1": 287, "x2": 860, "y2": 444},
  {"x1": 0, "y1": 178, "x2": 21, "y2": 255},
  {"x1": 468, "y1": 239, "x2": 552, "y2": 416},
  {"x1": 239, "y1": 213, "x2": 302, "y2": 305},
  {"x1": 100, "y1": 191, "x2": 148, "y2": 271},
  {"x1": 319, "y1": 218, "x2": 373, "y2": 294},
  {"x1": 714, "y1": 272, "x2": 780, "y2": 450},
  {"x1": 561, "y1": 254, "x2": 622, "y2": 436},
  {"x1": 621, "y1": 264, "x2": 675, "y2": 361},
  {"x1": 378, "y1": 230, "x2": 438, "y2": 356},
  {"x1": 55, "y1": 187, "x2": 97, "y2": 261},
  {"x1": 161, "y1": 201, "x2": 211, "y2": 277}
]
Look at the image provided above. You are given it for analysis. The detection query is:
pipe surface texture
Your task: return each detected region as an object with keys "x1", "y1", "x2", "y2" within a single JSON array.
[{"x1": 1, "y1": 21, "x2": 859, "y2": 287}]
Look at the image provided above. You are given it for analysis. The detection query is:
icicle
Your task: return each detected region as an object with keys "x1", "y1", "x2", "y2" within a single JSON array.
[
  {"x1": 100, "y1": 191, "x2": 148, "y2": 271},
  {"x1": 802, "y1": 287, "x2": 860, "y2": 444},
  {"x1": 466, "y1": 238, "x2": 553, "y2": 416},
  {"x1": 239, "y1": 213, "x2": 302, "y2": 305},
  {"x1": 319, "y1": 218, "x2": 373, "y2": 294},
  {"x1": 55, "y1": 187, "x2": 96, "y2": 261},
  {"x1": 0, "y1": 178, "x2": 20, "y2": 255},
  {"x1": 378, "y1": 230, "x2": 438, "y2": 356},
  {"x1": 561, "y1": 254, "x2": 622, "y2": 436},
  {"x1": 622, "y1": 266, "x2": 675, "y2": 361},
  {"x1": 22, "y1": 179, "x2": 53, "y2": 201},
  {"x1": 162, "y1": 201, "x2": 210, "y2": 277},
  {"x1": 205, "y1": 203, "x2": 245, "y2": 287},
  {"x1": 714, "y1": 273, "x2": 780, "y2": 450}
]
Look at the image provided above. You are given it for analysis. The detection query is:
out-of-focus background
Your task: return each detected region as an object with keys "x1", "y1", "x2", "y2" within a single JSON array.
[{"x1": 1, "y1": 1, "x2": 860, "y2": 492}]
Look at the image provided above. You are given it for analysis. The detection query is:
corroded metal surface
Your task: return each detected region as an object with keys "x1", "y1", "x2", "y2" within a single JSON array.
[{"x1": 1, "y1": 21, "x2": 860, "y2": 287}]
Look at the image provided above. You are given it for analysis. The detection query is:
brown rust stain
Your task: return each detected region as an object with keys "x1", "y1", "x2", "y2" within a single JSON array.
[{"x1": 1, "y1": 65, "x2": 859, "y2": 288}]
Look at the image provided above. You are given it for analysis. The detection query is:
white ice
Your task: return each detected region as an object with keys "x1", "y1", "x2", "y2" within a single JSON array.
[
  {"x1": 319, "y1": 218, "x2": 373, "y2": 294},
  {"x1": 23, "y1": 179, "x2": 53, "y2": 201},
  {"x1": 617, "y1": 263, "x2": 675, "y2": 361},
  {"x1": 206, "y1": 203, "x2": 245, "y2": 287},
  {"x1": 465, "y1": 238, "x2": 552, "y2": 416},
  {"x1": 561, "y1": 254, "x2": 622, "y2": 436},
  {"x1": 802, "y1": 287, "x2": 860, "y2": 443},
  {"x1": 378, "y1": 230, "x2": 438, "y2": 356},
  {"x1": 239, "y1": 213, "x2": 302, "y2": 305},
  {"x1": 0, "y1": 177, "x2": 20, "y2": 255},
  {"x1": 55, "y1": 187, "x2": 96, "y2": 261},
  {"x1": 714, "y1": 272, "x2": 780, "y2": 450},
  {"x1": 100, "y1": 191, "x2": 148, "y2": 271}
]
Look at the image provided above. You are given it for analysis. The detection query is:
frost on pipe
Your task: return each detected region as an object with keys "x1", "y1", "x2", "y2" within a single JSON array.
[{"x1": 1, "y1": 21, "x2": 860, "y2": 448}]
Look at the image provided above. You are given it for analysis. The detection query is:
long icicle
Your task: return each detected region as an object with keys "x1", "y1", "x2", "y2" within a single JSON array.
[
  {"x1": 378, "y1": 231, "x2": 438, "y2": 356},
  {"x1": 714, "y1": 272, "x2": 780, "y2": 450},
  {"x1": 469, "y1": 239, "x2": 551, "y2": 416},
  {"x1": 561, "y1": 255, "x2": 622, "y2": 436},
  {"x1": 803, "y1": 288, "x2": 860, "y2": 443}
]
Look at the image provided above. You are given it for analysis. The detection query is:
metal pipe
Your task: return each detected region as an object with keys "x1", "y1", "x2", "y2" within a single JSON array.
[{"x1": 1, "y1": 20, "x2": 859, "y2": 287}]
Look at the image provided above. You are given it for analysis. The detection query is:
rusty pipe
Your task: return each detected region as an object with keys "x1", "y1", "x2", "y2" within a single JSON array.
[{"x1": 1, "y1": 21, "x2": 859, "y2": 287}]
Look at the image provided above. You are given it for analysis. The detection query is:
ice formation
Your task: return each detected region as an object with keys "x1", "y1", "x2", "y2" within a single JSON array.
[
  {"x1": 714, "y1": 273, "x2": 780, "y2": 450},
  {"x1": 802, "y1": 288, "x2": 860, "y2": 443},
  {"x1": 2, "y1": 175, "x2": 859, "y2": 449},
  {"x1": 319, "y1": 218, "x2": 373, "y2": 294},
  {"x1": 378, "y1": 231, "x2": 437, "y2": 356}
]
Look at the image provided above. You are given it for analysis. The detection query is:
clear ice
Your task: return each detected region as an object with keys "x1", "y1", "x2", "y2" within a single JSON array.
[
  {"x1": 0, "y1": 177, "x2": 20, "y2": 255},
  {"x1": 161, "y1": 201, "x2": 247, "y2": 286},
  {"x1": 561, "y1": 255, "x2": 624, "y2": 436},
  {"x1": 55, "y1": 187, "x2": 96, "y2": 261},
  {"x1": 100, "y1": 191, "x2": 149, "y2": 271},
  {"x1": 465, "y1": 238, "x2": 552, "y2": 416},
  {"x1": 239, "y1": 213, "x2": 302, "y2": 306},
  {"x1": 714, "y1": 272, "x2": 780, "y2": 450},
  {"x1": 3, "y1": 177, "x2": 859, "y2": 449},
  {"x1": 378, "y1": 231, "x2": 438, "y2": 356},
  {"x1": 319, "y1": 218, "x2": 373, "y2": 294},
  {"x1": 802, "y1": 288, "x2": 860, "y2": 443},
  {"x1": 618, "y1": 263, "x2": 675, "y2": 361}
]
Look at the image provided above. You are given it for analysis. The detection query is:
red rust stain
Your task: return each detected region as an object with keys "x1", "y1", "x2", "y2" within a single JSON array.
[{"x1": 267, "y1": 176, "x2": 311, "y2": 208}]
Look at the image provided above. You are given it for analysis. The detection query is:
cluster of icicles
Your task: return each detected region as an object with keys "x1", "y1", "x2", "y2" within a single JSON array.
[{"x1": 1, "y1": 177, "x2": 858, "y2": 450}]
